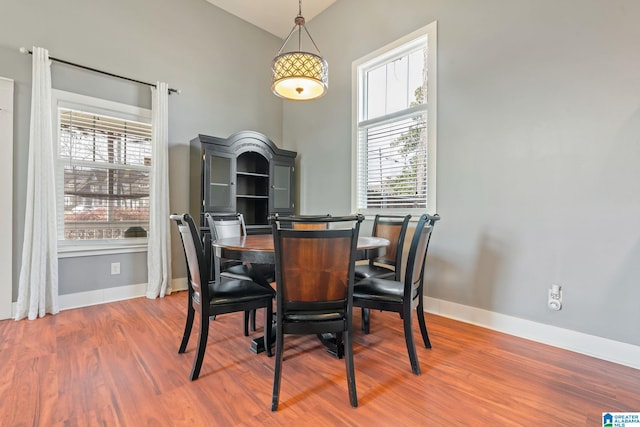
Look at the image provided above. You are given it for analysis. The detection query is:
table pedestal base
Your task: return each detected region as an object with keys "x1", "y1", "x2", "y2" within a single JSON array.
[{"x1": 249, "y1": 334, "x2": 343, "y2": 359}]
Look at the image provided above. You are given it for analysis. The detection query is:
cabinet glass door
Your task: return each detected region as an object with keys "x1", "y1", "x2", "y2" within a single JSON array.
[
  {"x1": 204, "y1": 149, "x2": 235, "y2": 212},
  {"x1": 271, "y1": 161, "x2": 294, "y2": 213}
]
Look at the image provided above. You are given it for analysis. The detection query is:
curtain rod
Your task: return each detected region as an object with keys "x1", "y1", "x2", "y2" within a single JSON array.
[{"x1": 19, "y1": 47, "x2": 180, "y2": 95}]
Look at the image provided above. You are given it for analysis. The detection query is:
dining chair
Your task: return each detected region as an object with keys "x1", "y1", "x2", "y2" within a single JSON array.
[
  {"x1": 352, "y1": 213, "x2": 440, "y2": 375},
  {"x1": 170, "y1": 213, "x2": 274, "y2": 381},
  {"x1": 269, "y1": 214, "x2": 364, "y2": 411},
  {"x1": 355, "y1": 214, "x2": 411, "y2": 333},
  {"x1": 205, "y1": 212, "x2": 275, "y2": 334},
  {"x1": 355, "y1": 214, "x2": 411, "y2": 281}
]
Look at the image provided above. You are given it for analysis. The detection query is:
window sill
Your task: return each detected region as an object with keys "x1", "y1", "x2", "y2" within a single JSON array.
[
  {"x1": 58, "y1": 239, "x2": 148, "y2": 258},
  {"x1": 357, "y1": 208, "x2": 437, "y2": 219}
]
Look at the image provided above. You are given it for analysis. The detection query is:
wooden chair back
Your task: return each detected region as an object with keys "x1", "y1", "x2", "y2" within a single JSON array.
[
  {"x1": 272, "y1": 215, "x2": 362, "y2": 313},
  {"x1": 369, "y1": 214, "x2": 411, "y2": 278}
]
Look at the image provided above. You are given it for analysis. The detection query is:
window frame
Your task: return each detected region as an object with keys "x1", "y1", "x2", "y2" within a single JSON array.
[
  {"x1": 52, "y1": 90, "x2": 152, "y2": 256},
  {"x1": 351, "y1": 21, "x2": 437, "y2": 216}
]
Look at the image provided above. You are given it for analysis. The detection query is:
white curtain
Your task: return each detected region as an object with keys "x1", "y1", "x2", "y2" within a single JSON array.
[
  {"x1": 15, "y1": 47, "x2": 59, "y2": 320},
  {"x1": 146, "y1": 81, "x2": 172, "y2": 298}
]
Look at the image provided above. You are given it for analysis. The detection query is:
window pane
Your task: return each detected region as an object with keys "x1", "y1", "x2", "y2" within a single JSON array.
[
  {"x1": 59, "y1": 107, "x2": 152, "y2": 240},
  {"x1": 408, "y1": 49, "x2": 426, "y2": 106},
  {"x1": 366, "y1": 65, "x2": 386, "y2": 120},
  {"x1": 386, "y1": 56, "x2": 408, "y2": 114}
]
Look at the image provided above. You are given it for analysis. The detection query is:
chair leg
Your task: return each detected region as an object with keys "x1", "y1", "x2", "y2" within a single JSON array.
[
  {"x1": 243, "y1": 311, "x2": 250, "y2": 336},
  {"x1": 264, "y1": 302, "x2": 273, "y2": 357},
  {"x1": 416, "y1": 306, "x2": 432, "y2": 349},
  {"x1": 403, "y1": 308, "x2": 421, "y2": 375},
  {"x1": 344, "y1": 329, "x2": 358, "y2": 408},
  {"x1": 361, "y1": 308, "x2": 370, "y2": 334},
  {"x1": 179, "y1": 300, "x2": 195, "y2": 354},
  {"x1": 271, "y1": 326, "x2": 284, "y2": 411},
  {"x1": 250, "y1": 309, "x2": 257, "y2": 332},
  {"x1": 190, "y1": 316, "x2": 209, "y2": 381},
  {"x1": 335, "y1": 332, "x2": 344, "y2": 359}
]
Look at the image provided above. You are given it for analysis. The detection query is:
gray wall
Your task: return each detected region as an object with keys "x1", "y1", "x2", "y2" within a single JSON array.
[
  {"x1": 284, "y1": 0, "x2": 640, "y2": 346},
  {"x1": 0, "y1": 0, "x2": 284, "y2": 297}
]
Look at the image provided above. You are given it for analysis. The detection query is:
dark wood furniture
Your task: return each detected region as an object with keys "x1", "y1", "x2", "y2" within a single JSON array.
[
  {"x1": 270, "y1": 215, "x2": 364, "y2": 410},
  {"x1": 355, "y1": 214, "x2": 411, "y2": 282},
  {"x1": 353, "y1": 213, "x2": 440, "y2": 375},
  {"x1": 190, "y1": 131, "x2": 297, "y2": 233},
  {"x1": 212, "y1": 233, "x2": 390, "y2": 355},
  {"x1": 205, "y1": 212, "x2": 275, "y2": 335},
  {"x1": 170, "y1": 213, "x2": 274, "y2": 381},
  {"x1": 212, "y1": 234, "x2": 389, "y2": 266},
  {"x1": 355, "y1": 214, "x2": 411, "y2": 334}
]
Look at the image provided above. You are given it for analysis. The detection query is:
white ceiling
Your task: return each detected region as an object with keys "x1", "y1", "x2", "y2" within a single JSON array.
[{"x1": 205, "y1": 0, "x2": 337, "y2": 39}]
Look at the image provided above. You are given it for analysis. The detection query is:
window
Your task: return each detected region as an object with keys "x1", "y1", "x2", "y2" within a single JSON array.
[
  {"x1": 53, "y1": 91, "x2": 152, "y2": 245},
  {"x1": 352, "y1": 22, "x2": 437, "y2": 214}
]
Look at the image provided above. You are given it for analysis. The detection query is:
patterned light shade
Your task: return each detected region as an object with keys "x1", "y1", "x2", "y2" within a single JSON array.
[
  {"x1": 272, "y1": 1, "x2": 328, "y2": 101},
  {"x1": 272, "y1": 52, "x2": 328, "y2": 101}
]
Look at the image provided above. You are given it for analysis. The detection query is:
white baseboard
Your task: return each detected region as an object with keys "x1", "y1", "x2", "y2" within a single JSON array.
[
  {"x1": 425, "y1": 297, "x2": 640, "y2": 370},
  {"x1": 11, "y1": 278, "x2": 189, "y2": 316},
  {"x1": 59, "y1": 283, "x2": 148, "y2": 310}
]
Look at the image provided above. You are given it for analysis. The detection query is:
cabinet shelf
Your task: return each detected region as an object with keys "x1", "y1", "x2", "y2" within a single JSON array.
[
  {"x1": 237, "y1": 194, "x2": 269, "y2": 199},
  {"x1": 237, "y1": 171, "x2": 269, "y2": 178}
]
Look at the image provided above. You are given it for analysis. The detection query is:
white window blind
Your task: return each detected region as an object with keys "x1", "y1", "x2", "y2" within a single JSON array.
[
  {"x1": 357, "y1": 108, "x2": 428, "y2": 209},
  {"x1": 58, "y1": 107, "x2": 152, "y2": 240}
]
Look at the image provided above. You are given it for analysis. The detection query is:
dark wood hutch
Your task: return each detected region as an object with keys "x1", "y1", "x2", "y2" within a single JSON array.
[{"x1": 190, "y1": 131, "x2": 296, "y2": 234}]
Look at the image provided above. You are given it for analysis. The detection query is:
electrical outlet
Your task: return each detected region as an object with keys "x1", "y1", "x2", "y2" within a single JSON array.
[
  {"x1": 111, "y1": 262, "x2": 121, "y2": 275},
  {"x1": 548, "y1": 284, "x2": 562, "y2": 310}
]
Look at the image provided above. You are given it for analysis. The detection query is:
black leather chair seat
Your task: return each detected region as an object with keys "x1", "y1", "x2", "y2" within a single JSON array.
[
  {"x1": 354, "y1": 264, "x2": 395, "y2": 281},
  {"x1": 353, "y1": 277, "x2": 403, "y2": 303},
  {"x1": 211, "y1": 279, "x2": 274, "y2": 304}
]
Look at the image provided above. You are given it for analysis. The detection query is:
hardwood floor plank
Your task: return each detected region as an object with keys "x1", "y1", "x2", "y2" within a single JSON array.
[{"x1": 0, "y1": 291, "x2": 638, "y2": 426}]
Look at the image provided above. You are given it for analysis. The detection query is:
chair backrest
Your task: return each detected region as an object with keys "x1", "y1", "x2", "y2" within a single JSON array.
[
  {"x1": 370, "y1": 214, "x2": 411, "y2": 275},
  {"x1": 271, "y1": 214, "x2": 364, "y2": 329},
  {"x1": 285, "y1": 214, "x2": 331, "y2": 230},
  {"x1": 292, "y1": 222, "x2": 329, "y2": 230},
  {"x1": 205, "y1": 212, "x2": 246, "y2": 240},
  {"x1": 404, "y1": 214, "x2": 440, "y2": 304},
  {"x1": 170, "y1": 213, "x2": 209, "y2": 308}
]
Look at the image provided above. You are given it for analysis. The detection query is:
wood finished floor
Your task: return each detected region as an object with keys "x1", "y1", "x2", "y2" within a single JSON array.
[{"x1": 0, "y1": 291, "x2": 637, "y2": 426}]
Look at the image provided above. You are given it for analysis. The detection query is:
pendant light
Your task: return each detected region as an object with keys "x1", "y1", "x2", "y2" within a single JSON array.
[{"x1": 271, "y1": 0, "x2": 328, "y2": 101}]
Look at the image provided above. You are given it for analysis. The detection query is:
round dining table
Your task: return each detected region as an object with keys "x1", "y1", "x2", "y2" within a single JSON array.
[
  {"x1": 211, "y1": 233, "x2": 390, "y2": 356},
  {"x1": 212, "y1": 233, "x2": 390, "y2": 265}
]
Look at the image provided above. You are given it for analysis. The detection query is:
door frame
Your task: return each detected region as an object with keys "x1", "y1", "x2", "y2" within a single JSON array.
[{"x1": 0, "y1": 77, "x2": 13, "y2": 319}]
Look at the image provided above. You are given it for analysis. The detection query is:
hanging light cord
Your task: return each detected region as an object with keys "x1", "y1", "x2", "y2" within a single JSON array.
[{"x1": 276, "y1": 0, "x2": 322, "y2": 56}]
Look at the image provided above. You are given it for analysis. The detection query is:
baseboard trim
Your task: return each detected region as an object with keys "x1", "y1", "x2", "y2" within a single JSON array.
[
  {"x1": 58, "y1": 278, "x2": 189, "y2": 310},
  {"x1": 425, "y1": 297, "x2": 640, "y2": 370},
  {"x1": 59, "y1": 283, "x2": 148, "y2": 310},
  {"x1": 11, "y1": 278, "x2": 189, "y2": 316}
]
